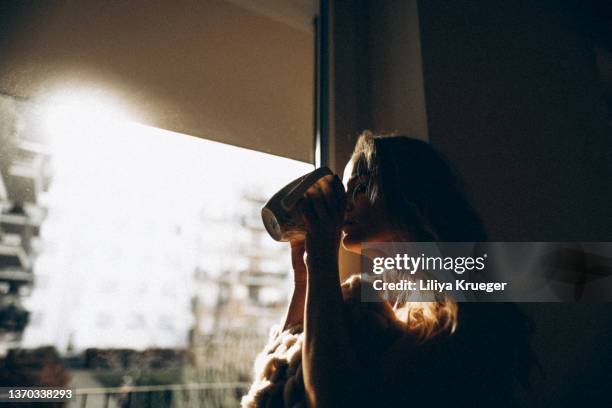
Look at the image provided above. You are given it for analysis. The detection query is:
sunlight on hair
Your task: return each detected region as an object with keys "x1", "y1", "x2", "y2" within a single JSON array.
[{"x1": 393, "y1": 299, "x2": 458, "y2": 341}]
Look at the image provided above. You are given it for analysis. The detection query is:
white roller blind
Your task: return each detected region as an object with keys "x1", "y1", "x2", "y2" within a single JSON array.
[{"x1": 0, "y1": 0, "x2": 315, "y2": 163}]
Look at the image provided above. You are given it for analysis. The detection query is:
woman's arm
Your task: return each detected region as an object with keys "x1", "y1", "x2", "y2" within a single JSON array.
[
  {"x1": 301, "y1": 175, "x2": 365, "y2": 407},
  {"x1": 303, "y1": 254, "x2": 364, "y2": 407},
  {"x1": 281, "y1": 240, "x2": 307, "y2": 331}
]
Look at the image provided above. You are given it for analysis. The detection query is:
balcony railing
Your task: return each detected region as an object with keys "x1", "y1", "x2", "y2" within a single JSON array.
[{"x1": 71, "y1": 382, "x2": 250, "y2": 408}]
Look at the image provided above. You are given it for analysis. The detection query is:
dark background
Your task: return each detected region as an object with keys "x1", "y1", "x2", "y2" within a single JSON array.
[{"x1": 330, "y1": 1, "x2": 612, "y2": 406}]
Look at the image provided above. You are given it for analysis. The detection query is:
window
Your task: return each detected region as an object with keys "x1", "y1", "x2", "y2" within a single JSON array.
[
  {"x1": 1, "y1": 91, "x2": 312, "y2": 404},
  {"x1": 0, "y1": 2, "x2": 317, "y2": 404}
]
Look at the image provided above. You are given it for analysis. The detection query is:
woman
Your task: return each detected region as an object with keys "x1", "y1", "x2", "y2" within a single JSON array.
[{"x1": 242, "y1": 132, "x2": 534, "y2": 408}]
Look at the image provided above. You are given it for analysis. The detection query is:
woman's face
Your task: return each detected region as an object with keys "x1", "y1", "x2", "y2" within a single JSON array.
[{"x1": 341, "y1": 159, "x2": 397, "y2": 253}]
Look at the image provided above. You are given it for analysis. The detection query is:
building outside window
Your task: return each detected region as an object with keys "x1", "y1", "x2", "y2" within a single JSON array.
[{"x1": 0, "y1": 93, "x2": 313, "y2": 406}]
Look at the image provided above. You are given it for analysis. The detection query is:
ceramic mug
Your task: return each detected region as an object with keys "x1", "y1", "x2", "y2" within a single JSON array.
[{"x1": 261, "y1": 166, "x2": 333, "y2": 241}]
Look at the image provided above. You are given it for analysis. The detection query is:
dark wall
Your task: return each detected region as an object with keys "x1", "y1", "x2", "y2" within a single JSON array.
[
  {"x1": 418, "y1": 1, "x2": 612, "y2": 406},
  {"x1": 331, "y1": 1, "x2": 612, "y2": 405},
  {"x1": 330, "y1": 0, "x2": 371, "y2": 171},
  {"x1": 330, "y1": 0, "x2": 428, "y2": 172},
  {"x1": 419, "y1": 0, "x2": 612, "y2": 242}
]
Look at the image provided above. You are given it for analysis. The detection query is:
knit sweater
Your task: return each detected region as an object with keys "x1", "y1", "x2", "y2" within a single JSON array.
[{"x1": 240, "y1": 275, "x2": 412, "y2": 408}]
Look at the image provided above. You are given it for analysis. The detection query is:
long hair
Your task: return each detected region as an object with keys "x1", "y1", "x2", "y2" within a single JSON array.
[
  {"x1": 349, "y1": 131, "x2": 488, "y2": 339},
  {"x1": 350, "y1": 131, "x2": 536, "y2": 391},
  {"x1": 350, "y1": 131, "x2": 486, "y2": 242}
]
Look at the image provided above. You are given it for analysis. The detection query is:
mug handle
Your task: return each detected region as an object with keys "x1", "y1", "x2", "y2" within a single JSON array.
[{"x1": 280, "y1": 166, "x2": 333, "y2": 212}]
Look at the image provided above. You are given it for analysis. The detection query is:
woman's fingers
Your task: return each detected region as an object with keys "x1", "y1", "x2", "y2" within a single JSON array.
[
  {"x1": 305, "y1": 187, "x2": 327, "y2": 221},
  {"x1": 299, "y1": 195, "x2": 318, "y2": 225},
  {"x1": 302, "y1": 173, "x2": 346, "y2": 226},
  {"x1": 315, "y1": 176, "x2": 335, "y2": 216},
  {"x1": 316, "y1": 175, "x2": 345, "y2": 218}
]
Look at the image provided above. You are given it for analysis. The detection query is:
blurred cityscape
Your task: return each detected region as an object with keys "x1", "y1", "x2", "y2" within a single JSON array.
[
  {"x1": 0, "y1": 94, "x2": 51, "y2": 355},
  {"x1": 0, "y1": 93, "x2": 311, "y2": 407}
]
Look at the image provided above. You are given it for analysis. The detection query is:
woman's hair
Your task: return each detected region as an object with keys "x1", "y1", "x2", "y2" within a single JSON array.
[
  {"x1": 350, "y1": 133, "x2": 536, "y2": 392},
  {"x1": 350, "y1": 131, "x2": 486, "y2": 242},
  {"x1": 350, "y1": 131, "x2": 486, "y2": 340}
]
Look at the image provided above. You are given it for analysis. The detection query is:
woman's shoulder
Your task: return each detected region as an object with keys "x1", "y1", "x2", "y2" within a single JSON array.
[
  {"x1": 341, "y1": 275, "x2": 407, "y2": 335},
  {"x1": 340, "y1": 274, "x2": 454, "y2": 342},
  {"x1": 340, "y1": 275, "x2": 426, "y2": 360}
]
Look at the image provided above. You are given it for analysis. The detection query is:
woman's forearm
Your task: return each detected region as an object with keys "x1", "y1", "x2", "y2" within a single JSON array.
[
  {"x1": 282, "y1": 282, "x2": 306, "y2": 331},
  {"x1": 282, "y1": 240, "x2": 308, "y2": 331},
  {"x1": 303, "y1": 255, "x2": 364, "y2": 407}
]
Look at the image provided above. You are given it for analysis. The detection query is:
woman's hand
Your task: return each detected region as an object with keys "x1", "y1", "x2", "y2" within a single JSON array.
[{"x1": 300, "y1": 174, "x2": 347, "y2": 268}]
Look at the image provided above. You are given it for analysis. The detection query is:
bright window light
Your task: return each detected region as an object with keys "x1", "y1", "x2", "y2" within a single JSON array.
[{"x1": 23, "y1": 90, "x2": 313, "y2": 351}]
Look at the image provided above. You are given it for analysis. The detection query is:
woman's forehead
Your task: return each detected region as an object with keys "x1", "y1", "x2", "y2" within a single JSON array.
[{"x1": 342, "y1": 159, "x2": 354, "y2": 188}]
